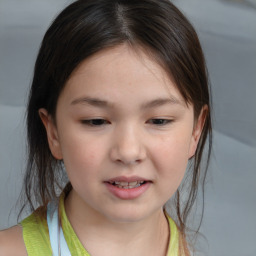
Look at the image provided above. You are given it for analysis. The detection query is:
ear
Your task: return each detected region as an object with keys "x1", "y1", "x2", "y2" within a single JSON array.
[
  {"x1": 188, "y1": 105, "x2": 208, "y2": 159},
  {"x1": 39, "y1": 108, "x2": 63, "y2": 160}
]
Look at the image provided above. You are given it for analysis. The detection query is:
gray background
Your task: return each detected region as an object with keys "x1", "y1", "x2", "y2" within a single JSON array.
[{"x1": 0, "y1": 0, "x2": 256, "y2": 255}]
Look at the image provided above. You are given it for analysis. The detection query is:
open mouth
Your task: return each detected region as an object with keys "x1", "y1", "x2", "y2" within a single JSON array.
[
  {"x1": 108, "y1": 181, "x2": 147, "y2": 189},
  {"x1": 105, "y1": 178, "x2": 151, "y2": 199}
]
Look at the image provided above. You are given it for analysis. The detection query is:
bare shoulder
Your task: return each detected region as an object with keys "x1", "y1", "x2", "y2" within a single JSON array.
[{"x1": 0, "y1": 225, "x2": 27, "y2": 256}]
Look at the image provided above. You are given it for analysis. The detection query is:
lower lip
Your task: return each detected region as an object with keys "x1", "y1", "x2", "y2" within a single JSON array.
[{"x1": 105, "y1": 182, "x2": 151, "y2": 200}]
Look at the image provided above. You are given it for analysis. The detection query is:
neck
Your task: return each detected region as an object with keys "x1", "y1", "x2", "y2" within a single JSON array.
[{"x1": 65, "y1": 190, "x2": 170, "y2": 256}]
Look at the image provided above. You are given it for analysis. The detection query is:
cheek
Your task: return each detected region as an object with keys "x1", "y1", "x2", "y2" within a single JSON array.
[
  {"x1": 152, "y1": 133, "x2": 192, "y2": 179},
  {"x1": 59, "y1": 134, "x2": 105, "y2": 180}
]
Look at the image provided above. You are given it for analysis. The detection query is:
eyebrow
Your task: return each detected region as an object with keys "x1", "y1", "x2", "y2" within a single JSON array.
[
  {"x1": 71, "y1": 97, "x2": 110, "y2": 108},
  {"x1": 70, "y1": 96, "x2": 182, "y2": 109},
  {"x1": 141, "y1": 97, "x2": 182, "y2": 109}
]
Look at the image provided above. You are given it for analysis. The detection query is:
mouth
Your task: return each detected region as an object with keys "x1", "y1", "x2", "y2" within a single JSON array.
[
  {"x1": 104, "y1": 176, "x2": 151, "y2": 199},
  {"x1": 108, "y1": 180, "x2": 147, "y2": 189}
]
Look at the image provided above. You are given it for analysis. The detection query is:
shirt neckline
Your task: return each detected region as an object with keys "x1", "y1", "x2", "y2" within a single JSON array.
[{"x1": 59, "y1": 193, "x2": 179, "y2": 256}]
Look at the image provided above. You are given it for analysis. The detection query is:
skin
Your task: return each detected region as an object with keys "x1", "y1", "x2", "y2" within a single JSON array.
[{"x1": 0, "y1": 44, "x2": 206, "y2": 256}]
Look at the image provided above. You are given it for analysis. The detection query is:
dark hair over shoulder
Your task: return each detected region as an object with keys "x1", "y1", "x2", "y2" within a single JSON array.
[{"x1": 21, "y1": 0, "x2": 212, "y2": 246}]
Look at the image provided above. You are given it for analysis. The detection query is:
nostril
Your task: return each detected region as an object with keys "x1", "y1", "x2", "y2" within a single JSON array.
[
  {"x1": 109, "y1": 139, "x2": 146, "y2": 165},
  {"x1": 116, "y1": 158, "x2": 141, "y2": 165}
]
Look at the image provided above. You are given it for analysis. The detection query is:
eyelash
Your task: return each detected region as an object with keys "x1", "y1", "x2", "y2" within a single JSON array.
[
  {"x1": 81, "y1": 118, "x2": 173, "y2": 126},
  {"x1": 81, "y1": 119, "x2": 110, "y2": 126},
  {"x1": 147, "y1": 119, "x2": 173, "y2": 126}
]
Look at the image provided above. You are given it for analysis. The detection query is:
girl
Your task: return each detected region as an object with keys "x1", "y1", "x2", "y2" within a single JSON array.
[{"x1": 0, "y1": 0, "x2": 212, "y2": 255}]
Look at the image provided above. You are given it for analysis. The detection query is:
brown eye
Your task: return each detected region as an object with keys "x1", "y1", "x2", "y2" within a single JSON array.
[
  {"x1": 81, "y1": 119, "x2": 109, "y2": 126},
  {"x1": 148, "y1": 119, "x2": 173, "y2": 125}
]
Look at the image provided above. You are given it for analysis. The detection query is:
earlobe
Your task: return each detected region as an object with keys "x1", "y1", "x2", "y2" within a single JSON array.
[
  {"x1": 38, "y1": 108, "x2": 63, "y2": 160},
  {"x1": 188, "y1": 105, "x2": 208, "y2": 158}
]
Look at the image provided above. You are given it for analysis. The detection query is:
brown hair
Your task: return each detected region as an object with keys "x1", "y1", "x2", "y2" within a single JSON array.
[{"x1": 21, "y1": 0, "x2": 212, "y2": 252}]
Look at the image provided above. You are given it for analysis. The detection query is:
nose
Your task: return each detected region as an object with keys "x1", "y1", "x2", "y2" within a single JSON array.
[{"x1": 110, "y1": 125, "x2": 146, "y2": 165}]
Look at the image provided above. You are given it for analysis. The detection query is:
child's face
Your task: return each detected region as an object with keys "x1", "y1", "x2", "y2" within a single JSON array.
[{"x1": 41, "y1": 44, "x2": 204, "y2": 222}]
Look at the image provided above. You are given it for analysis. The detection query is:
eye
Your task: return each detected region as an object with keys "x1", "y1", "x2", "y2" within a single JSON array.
[
  {"x1": 81, "y1": 119, "x2": 110, "y2": 126},
  {"x1": 148, "y1": 119, "x2": 173, "y2": 126}
]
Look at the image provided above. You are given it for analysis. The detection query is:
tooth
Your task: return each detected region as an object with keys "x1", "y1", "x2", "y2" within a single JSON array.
[
  {"x1": 112, "y1": 180, "x2": 146, "y2": 189},
  {"x1": 128, "y1": 181, "x2": 138, "y2": 186},
  {"x1": 119, "y1": 181, "x2": 128, "y2": 186}
]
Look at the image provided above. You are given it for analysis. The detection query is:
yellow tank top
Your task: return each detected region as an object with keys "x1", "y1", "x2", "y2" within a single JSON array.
[{"x1": 21, "y1": 194, "x2": 179, "y2": 256}]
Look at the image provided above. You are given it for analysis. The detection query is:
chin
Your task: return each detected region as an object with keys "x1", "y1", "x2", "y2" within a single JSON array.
[{"x1": 103, "y1": 206, "x2": 155, "y2": 224}]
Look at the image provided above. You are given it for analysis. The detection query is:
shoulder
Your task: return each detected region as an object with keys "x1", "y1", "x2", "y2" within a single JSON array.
[
  {"x1": 0, "y1": 225, "x2": 27, "y2": 256},
  {"x1": 20, "y1": 209, "x2": 52, "y2": 255},
  {"x1": 0, "y1": 209, "x2": 51, "y2": 256}
]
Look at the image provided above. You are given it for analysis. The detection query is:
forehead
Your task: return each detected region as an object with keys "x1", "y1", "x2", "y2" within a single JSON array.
[{"x1": 61, "y1": 44, "x2": 187, "y2": 107}]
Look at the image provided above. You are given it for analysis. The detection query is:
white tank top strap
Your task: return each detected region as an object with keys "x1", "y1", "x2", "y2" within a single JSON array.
[{"x1": 47, "y1": 201, "x2": 72, "y2": 256}]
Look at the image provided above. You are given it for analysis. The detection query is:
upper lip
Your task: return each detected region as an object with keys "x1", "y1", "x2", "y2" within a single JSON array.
[{"x1": 105, "y1": 176, "x2": 151, "y2": 183}]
